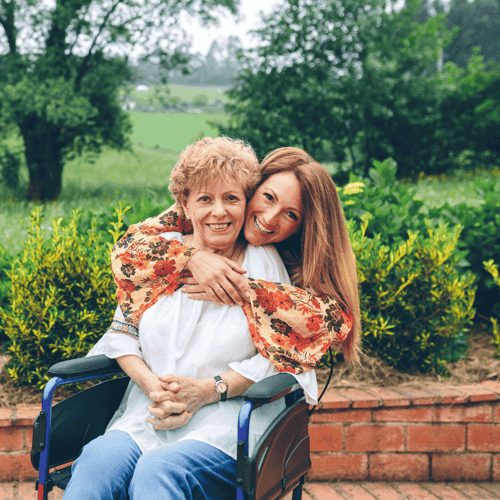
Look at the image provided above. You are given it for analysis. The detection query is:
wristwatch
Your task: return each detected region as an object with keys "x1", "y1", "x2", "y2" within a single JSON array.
[{"x1": 214, "y1": 375, "x2": 228, "y2": 401}]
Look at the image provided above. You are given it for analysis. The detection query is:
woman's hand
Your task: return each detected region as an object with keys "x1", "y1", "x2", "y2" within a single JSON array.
[
  {"x1": 181, "y1": 250, "x2": 250, "y2": 306},
  {"x1": 146, "y1": 374, "x2": 216, "y2": 430}
]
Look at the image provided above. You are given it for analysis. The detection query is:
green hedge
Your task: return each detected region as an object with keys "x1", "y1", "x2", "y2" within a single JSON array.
[
  {"x1": 351, "y1": 219, "x2": 475, "y2": 375},
  {"x1": 1, "y1": 208, "x2": 124, "y2": 387},
  {"x1": 340, "y1": 159, "x2": 500, "y2": 318}
]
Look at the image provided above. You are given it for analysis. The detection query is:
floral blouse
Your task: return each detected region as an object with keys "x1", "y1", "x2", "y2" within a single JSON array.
[{"x1": 111, "y1": 206, "x2": 354, "y2": 374}]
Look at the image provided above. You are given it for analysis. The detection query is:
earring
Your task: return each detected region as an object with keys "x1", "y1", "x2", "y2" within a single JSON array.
[{"x1": 186, "y1": 214, "x2": 190, "y2": 220}]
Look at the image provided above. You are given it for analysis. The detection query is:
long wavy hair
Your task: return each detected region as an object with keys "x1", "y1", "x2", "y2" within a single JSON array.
[{"x1": 260, "y1": 147, "x2": 361, "y2": 363}]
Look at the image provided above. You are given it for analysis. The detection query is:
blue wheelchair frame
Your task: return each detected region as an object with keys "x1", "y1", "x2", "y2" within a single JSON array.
[{"x1": 32, "y1": 355, "x2": 311, "y2": 500}]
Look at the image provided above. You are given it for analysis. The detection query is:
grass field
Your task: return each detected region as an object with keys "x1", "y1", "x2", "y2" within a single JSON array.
[
  {"x1": 130, "y1": 111, "x2": 227, "y2": 150},
  {"x1": 124, "y1": 84, "x2": 230, "y2": 104},
  {"x1": 1, "y1": 107, "x2": 498, "y2": 256}
]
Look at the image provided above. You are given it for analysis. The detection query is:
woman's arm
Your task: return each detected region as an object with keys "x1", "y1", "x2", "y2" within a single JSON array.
[
  {"x1": 181, "y1": 276, "x2": 356, "y2": 372},
  {"x1": 242, "y1": 278, "x2": 355, "y2": 373},
  {"x1": 111, "y1": 205, "x2": 248, "y2": 320}
]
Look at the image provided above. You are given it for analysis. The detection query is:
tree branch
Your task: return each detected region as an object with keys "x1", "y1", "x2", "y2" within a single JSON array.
[
  {"x1": 75, "y1": 0, "x2": 123, "y2": 89},
  {"x1": 0, "y1": 0, "x2": 17, "y2": 54}
]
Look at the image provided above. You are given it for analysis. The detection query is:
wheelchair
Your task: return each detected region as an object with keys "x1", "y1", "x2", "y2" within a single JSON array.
[{"x1": 31, "y1": 355, "x2": 312, "y2": 500}]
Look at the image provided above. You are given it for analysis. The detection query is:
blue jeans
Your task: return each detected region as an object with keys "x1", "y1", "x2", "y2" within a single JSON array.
[{"x1": 63, "y1": 430, "x2": 238, "y2": 500}]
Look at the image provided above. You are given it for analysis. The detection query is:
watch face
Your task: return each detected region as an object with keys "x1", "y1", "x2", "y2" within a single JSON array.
[{"x1": 216, "y1": 380, "x2": 228, "y2": 394}]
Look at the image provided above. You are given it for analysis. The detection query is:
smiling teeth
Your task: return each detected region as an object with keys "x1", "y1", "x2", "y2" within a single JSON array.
[
  {"x1": 255, "y1": 217, "x2": 273, "y2": 234},
  {"x1": 209, "y1": 223, "x2": 230, "y2": 230}
]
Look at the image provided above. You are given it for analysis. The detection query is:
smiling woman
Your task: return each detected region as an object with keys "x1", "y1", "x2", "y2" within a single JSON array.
[
  {"x1": 244, "y1": 170, "x2": 303, "y2": 246},
  {"x1": 182, "y1": 179, "x2": 247, "y2": 258}
]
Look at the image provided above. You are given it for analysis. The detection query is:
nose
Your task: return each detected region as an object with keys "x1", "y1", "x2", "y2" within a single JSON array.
[
  {"x1": 261, "y1": 206, "x2": 280, "y2": 227},
  {"x1": 212, "y1": 199, "x2": 227, "y2": 217}
]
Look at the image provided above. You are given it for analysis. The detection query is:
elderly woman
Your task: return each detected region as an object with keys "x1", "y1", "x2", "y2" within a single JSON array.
[{"x1": 62, "y1": 137, "x2": 317, "y2": 500}]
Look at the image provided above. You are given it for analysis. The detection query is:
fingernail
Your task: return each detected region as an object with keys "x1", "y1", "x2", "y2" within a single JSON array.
[{"x1": 245, "y1": 291, "x2": 251, "y2": 297}]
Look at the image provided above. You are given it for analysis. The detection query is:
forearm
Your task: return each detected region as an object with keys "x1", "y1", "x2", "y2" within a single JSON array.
[
  {"x1": 116, "y1": 354, "x2": 159, "y2": 397},
  {"x1": 214, "y1": 369, "x2": 254, "y2": 403}
]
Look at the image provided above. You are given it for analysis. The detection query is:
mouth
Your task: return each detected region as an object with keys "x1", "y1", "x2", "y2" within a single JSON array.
[
  {"x1": 254, "y1": 216, "x2": 274, "y2": 235},
  {"x1": 207, "y1": 223, "x2": 231, "y2": 232}
]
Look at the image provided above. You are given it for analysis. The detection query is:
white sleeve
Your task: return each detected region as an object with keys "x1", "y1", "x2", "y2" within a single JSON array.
[
  {"x1": 229, "y1": 356, "x2": 318, "y2": 405},
  {"x1": 229, "y1": 244, "x2": 318, "y2": 405},
  {"x1": 87, "y1": 306, "x2": 143, "y2": 360}
]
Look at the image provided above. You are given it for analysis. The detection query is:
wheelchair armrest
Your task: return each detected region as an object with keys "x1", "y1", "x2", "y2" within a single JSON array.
[
  {"x1": 48, "y1": 355, "x2": 124, "y2": 380},
  {"x1": 243, "y1": 373, "x2": 298, "y2": 406}
]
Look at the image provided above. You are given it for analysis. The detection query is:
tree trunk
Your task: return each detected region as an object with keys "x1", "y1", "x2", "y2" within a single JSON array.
[{"x1": 20, "y1": 116, "x2": 64, "y2": 202}]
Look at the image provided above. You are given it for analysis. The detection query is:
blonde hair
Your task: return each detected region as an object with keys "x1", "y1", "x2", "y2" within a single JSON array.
[
  {"x1": 169, "y1": 137, "x2": 261, "y2": 215},
  {"x1": 260, "y1": 147, "x2": 361, "y2": 364}
]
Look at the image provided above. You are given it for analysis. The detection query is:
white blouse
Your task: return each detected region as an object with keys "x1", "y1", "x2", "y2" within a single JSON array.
[{"x1": 88, "y1": 233, "x2": 317, "y2": 460}]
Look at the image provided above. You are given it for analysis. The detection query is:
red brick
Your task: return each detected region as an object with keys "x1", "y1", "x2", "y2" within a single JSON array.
[
  {"x1": 372, "y1": 406, "x2": 432, "y2": 422},
  {"x1": 304, "y1": 483, "x2": 345, "y2": 500},
  {"x1": 331, "y1": 483, "x2": 377, "y2": 499},
  {"x1": 432, "y1": 453, "x2": 491, "y2": 481},
  {"x1": 455, "y1": 385, "x2": 498, "y2": 403},
  {"x1": 369, "y1": 453, "x2": 429, "y2": 481},
  {"x1": 337, "y1": 389, "x2": 380, "y2": 408},
  {"x1": 345, "y1": 424, "x2": 404, "y2": 452},
  {"x1": 364, "y1": 387, "x2": 411, "y2": 407},
  {"x1": 414, "y1": 483, "x2": 469, "y2": 500},
  {"x1": 0, "y1": 409, "x2": 13, "y2": 427},
  {"x1": 309, "y1": 424, "x2": 342, "y2": 452},
  {"x1": 360, "y1": 483, "x2": 403, "y2": 500},
  {"x1": 0, "y1": 428, "x2": 24, "y2": 452},
  {"x1": 310, "y1": 408, "x2": 371, "y2": 423},
  {"x1": 397, "y1": 387, "x2": 439, "y2": 405},
  {"x1": 17, "y1": 482, "x2": 65, "y2": 500},
  {"x1": 468, "y1": 424, "x2": 500, "y2": 452},
  {"x1": 450, "y1": 483, "x2": 500, "y2": 499},
  {"x1": 433, "y1": 386, "x2": 468, "y2": 405},
  {"x1": 478, "y1": 380, "x2": 500, "y2": 396},
  {"x1": 477, "y1": 482, "x2": 500, "y2": 498},
  {"x1": 309, "y1": 453, "x2": 368, "y2": 481},
  {"x1": 494, "y1": 404, "x2": 500, "y2": 423},
  {"x1": 0, "y1": 454, "x2": 38, "y2": 482},
  {"x1": 317, "y1": 391, "x2": 350, "y2": 410},
  {"x1": 493, "y1": 454, "x2": 500, "y2": 482},
  {"x1": 0, "y1": 483, "x2": 15, "y2": 500},
  {"x1": 434, "y1": 404, "x2": 492, "y2": 423},
  {"x1": 395, "y1": 484, "x2": 440, "y2": 499},
  {"x1": 407, "y1": 424, "x2": 465, "y2": 452},
  {"x1": 12, "y1": 406, "x2": 39, "y2": 427}
]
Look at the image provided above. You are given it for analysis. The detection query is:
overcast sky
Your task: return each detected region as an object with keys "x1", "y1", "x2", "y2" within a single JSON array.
[{"x1": 186, "y1": 0, "x2": 283, "y2": 54}]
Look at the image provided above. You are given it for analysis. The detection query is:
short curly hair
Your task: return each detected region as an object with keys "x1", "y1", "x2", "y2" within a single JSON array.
[{"x1": 169, "y1": 137, "x2": 261, "y2": 216}]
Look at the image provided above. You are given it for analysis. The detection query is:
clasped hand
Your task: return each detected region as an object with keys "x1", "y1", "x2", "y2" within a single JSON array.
[{"x1": 146, "y1": 374, "x2": 209, "y2": 431}]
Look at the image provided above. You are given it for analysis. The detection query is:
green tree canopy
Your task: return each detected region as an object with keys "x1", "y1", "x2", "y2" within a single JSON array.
[
  {"x1": 217, "y1": 0, "x2": 500, "y2": 177},
  {"x1": 0, "y1": 0, "x2": 238, "y2": 201}
]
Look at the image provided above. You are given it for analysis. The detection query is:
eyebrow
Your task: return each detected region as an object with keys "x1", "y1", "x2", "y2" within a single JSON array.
[{"x1": 267, "y1": 188, "x2": 302, "y2": 214}]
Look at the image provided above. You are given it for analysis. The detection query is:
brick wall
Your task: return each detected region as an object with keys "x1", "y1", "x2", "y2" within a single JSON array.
[
  {"x1": 1, "y1": 381, "x2": 500, "y2": 483},
  {"x1": 309, "y1": 380, "x2": 500, "y2": 482}
]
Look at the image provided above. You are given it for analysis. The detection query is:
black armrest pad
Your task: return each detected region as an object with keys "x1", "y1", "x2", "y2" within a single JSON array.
[
  {"x1": 48, "y1": 355, "x2": 124, "y2": 380},
  {"x1": 243, "y1": 373, "x2": 297, "y2": 405}
]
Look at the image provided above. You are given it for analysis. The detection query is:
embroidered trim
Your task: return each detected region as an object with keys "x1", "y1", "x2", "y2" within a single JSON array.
[{"x1": 109, "y1": 319, "x2": 139, "y2": 339}]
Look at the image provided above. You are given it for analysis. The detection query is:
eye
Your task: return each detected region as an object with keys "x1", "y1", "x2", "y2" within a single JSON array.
[
  {"x1": 227, "y1": 194, "x2": 240, "y2": 201},
  {"x1": 287, "y1": 211, "x2": 299, "y2": 221},
  {"x1": 198, "y1": 196, "x2": 210, "y2": 202},
  {"x1": 264, "y1": 193, "x2": 273, "y2": 201}
]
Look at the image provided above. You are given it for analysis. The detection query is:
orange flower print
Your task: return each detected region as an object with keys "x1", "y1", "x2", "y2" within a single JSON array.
[
  {"x1": 119, "y1": 278, "x2": 136, "y2": 296},
  {"x1": 254, "y1": 288, "x2": 278, "y2": 314},
  {"x1": 306, "y1": 316, "x2": 324, "y2": 333},
  {"x1": 153, "y1": 259, "x2": 176, "y2": 278},
  {"x1": 274, "y1": 290, "x2": 294, "y2": 311}
]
